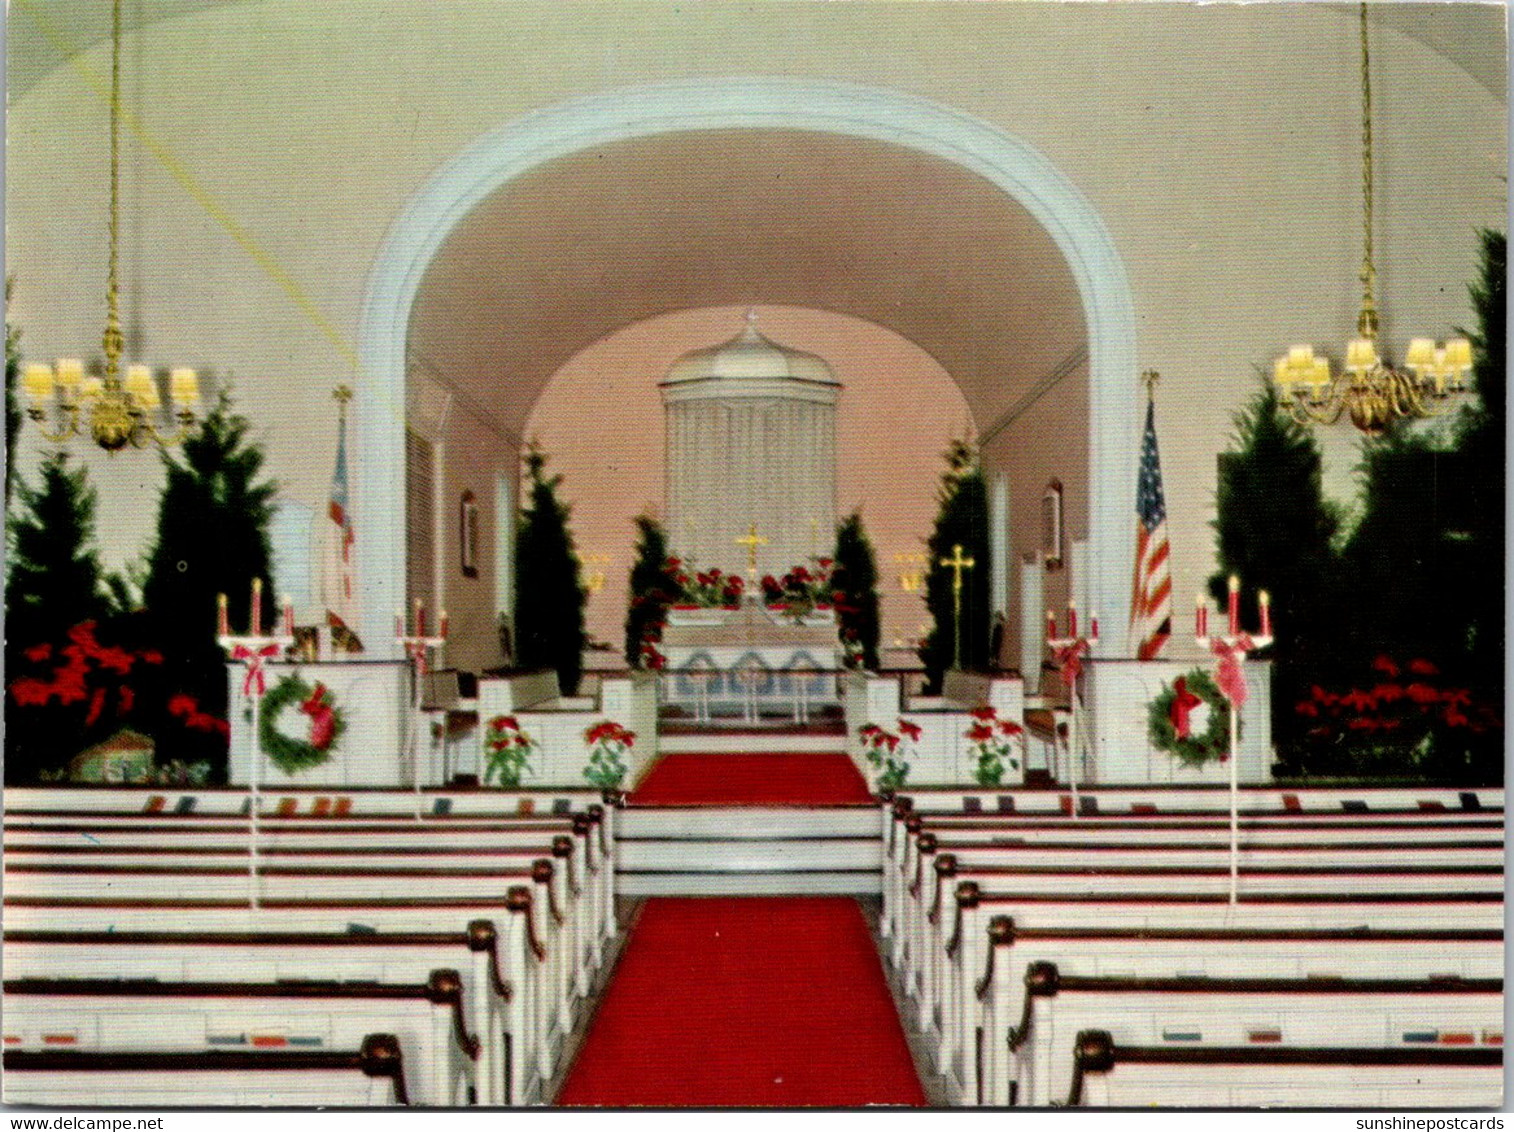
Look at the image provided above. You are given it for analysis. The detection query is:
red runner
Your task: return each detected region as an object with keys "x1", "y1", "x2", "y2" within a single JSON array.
[
  {"x1": 632, "y1": 753, "x2": 872, "y2": 806},
  {"x1": 557, "y1": 897, "x2": 925, "y2": 1107}
]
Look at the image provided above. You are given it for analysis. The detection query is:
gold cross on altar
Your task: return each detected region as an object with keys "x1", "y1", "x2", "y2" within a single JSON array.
[
  {"x1": 736, "y1": 524, "x2": 769, "y2": 580},
  {"x1": 939, "y1": 543, "x2": 976, "y2": 670}
]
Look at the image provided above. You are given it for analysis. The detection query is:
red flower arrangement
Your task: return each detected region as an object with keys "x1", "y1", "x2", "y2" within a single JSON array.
[
  {"x1": 964, "y1": 703, "x2": 1023, "y2": 786},
  {"x1": 584, "y1": 719, "x2": 636, "y2": 788}
]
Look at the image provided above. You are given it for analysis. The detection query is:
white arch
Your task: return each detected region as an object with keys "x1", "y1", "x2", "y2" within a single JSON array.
[{"x1": 356, "y1": 77, "x2": 1138, "y2": 658}]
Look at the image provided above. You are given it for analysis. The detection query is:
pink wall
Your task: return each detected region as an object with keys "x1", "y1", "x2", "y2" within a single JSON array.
[{"x1": 523, "y1": 305, "x2": 973, "y2": 660}]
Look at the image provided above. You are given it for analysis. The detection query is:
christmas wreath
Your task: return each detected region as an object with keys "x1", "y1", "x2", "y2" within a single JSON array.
[
  {"x1": 259, "y1": 673, "x2": 345, "y2": 773},
  {"x1": 1147, "y1": 668, "x2": 1234, "y2": 768}
]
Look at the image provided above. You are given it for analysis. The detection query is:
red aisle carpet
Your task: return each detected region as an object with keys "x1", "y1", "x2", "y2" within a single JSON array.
[
  {"x1": 632, "y1": 753, "x2": 872, "y2": 805},
  {"x1": 557, "y1": 897, "x2": 925, "y2": 1107}
]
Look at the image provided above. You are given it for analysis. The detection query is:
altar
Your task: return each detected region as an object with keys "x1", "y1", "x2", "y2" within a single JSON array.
[{"x1": 661, "y1": 602, "x2": 842, "y2": 724}]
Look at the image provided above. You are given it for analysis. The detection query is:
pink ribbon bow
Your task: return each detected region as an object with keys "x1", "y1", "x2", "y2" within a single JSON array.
[
  {"x1": 1211, "y1": 635, "x2": 1255, "y2": 708},
  {"x1": 231, "y1": 643, "x2": 281, "y2": 697},
  {"x1": 1055, "y1": 640, "x2": 1090, "y2": 688}
]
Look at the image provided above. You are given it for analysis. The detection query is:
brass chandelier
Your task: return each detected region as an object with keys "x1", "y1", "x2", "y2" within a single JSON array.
[
  {"x1": 1272, "y1": 1, "x2": 1471, "y2": 435},
  {"x1": 22, "y1": 0, "x2": 199, "y2": 451}
]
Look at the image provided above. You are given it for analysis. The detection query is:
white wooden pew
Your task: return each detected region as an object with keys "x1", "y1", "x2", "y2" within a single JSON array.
[
  {"x1": 5, "y1": 972, "x2": 483, "y2": 1106},
  {"x1": 3, "y1": 1033, "x2": 412, "y2": 1107},
  {"x1": 1010, "y1": 968, "x2": 1503, "y2": 1107},
  {"x1": 1065, "y1": 1029, "x2": 1503, "y2": 1108},
  {"x1": 3, "y1": 785, "x2": 615, "y2": 819},
  {"x1": 4, "y1": 922, "x2": 525, "y2": 1105},
  {"x1": 961, "y1": 919, "x2": 1504, "y2": 1106},
  {"x1": 888, "y1": 785, "x2": 1504, "y2": 817},
  {"x1": 5, "y1": 889, "x2": 566, "y2": 1094}
]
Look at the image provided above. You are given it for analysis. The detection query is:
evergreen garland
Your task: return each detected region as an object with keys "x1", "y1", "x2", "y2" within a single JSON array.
[
  {"x1": 514, "y1": 444, "x2": 586, "y2": 695},
  {"x1": 1210, "y1": 385, "x2": 1344, "y2": 769},
  {"x1": 142, "y1": 393, "x2": 277, "y2": 779},
  {"x1": 919, "y1": 441, "x2": 990, "y2": 692},
  {"x1": 6, "y1": 279, "x2": 21, "y2": 506},
  {"x1": 833, "y1": 512, "x2": 880, "y2": 670},
  {"x1": 624, "y1": 514, "x2": 676, "y2": 668}
]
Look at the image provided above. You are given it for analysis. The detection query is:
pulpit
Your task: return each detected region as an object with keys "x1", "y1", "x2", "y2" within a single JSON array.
[{"x1": 661, "y1": 601, "x2": 842, "y2": 723}]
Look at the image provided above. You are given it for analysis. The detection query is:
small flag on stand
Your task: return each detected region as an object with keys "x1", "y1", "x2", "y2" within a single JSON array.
[
  {"x1": 1130, "y1": 374, "x2": 1172, "y2": 659},
  {"x1": 321, "y1": 386, "x2": 363, "y2": 652}
]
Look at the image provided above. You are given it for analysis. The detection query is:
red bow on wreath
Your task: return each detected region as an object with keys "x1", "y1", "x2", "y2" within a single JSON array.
[
  {"x1": 231, "y1": 643, "x2": 281, "y2": 697},
  {"x1": 299, "y1": 682, "x2": 338, "y2": 751},
  {"x1": 1168, "y1": 675, "x2": 1202, "y2": 739}
]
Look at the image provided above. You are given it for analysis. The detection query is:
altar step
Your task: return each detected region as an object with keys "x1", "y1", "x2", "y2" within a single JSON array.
[{"x1": 617, "y1": 805, "x2": 881, "y2": 896}]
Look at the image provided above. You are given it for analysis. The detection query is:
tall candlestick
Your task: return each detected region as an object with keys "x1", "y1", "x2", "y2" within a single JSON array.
[
  {"x1": 1046, "y1": 608, "x2": 1057, "y2": 640},
  {"x1": 415, "y1": 599, "x2": 425, "y2": 639},
  {"x1": 281, "y1": 594, "x2": 295, "y2": 638},
  {"x1": 1067, "y1": 599, "x2": 1078, "y2": 639},
  {"x1": 1227, "y1": 574, "x2": 1240, "y2": 637},
  {"x1": 217, "y1": 592, "x2": 229, "y2": 638},
  {"x1": 251, "y1": 577, "x2": 263, "y2": 637},
  {"x1": 1259, "y1": 590, "x2": 1272, "y2": 639}
]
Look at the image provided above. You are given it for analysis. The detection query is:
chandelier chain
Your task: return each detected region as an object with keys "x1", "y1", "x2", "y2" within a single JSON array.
[
  {"x1": 103, "y1": 0, "x2": 123, "y2": 381},
  {"x1": 1357, "y1": 0, "x2": 1377, "y2": 339}
]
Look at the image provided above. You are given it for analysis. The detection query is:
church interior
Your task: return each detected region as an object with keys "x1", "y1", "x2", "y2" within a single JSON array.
[{"x1": 2, "y1": 0, "x2": 1506, "y2": 1112}]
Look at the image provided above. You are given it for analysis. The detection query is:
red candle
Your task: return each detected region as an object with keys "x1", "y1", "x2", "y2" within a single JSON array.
[
  {"x1": 1195, "y1": 593, "x2": 1208, "y2": 640},
  {"x1": 282, "y1": 594, "x2": 295, "y2": 638},
  {"x1": 1067, "y1": 601, "x2": 1078, "y2": 639},
  {"x1": 1046, "y1": 608, "x2": 1057, "y2": 641},
  {"x1": 1227, "y1": 575, "x2": 1240, "y2": 637},
  {"x1": 250, "y1": 577, "x2": 263, "y2": 637},
  {"x1": 395, "y1": 608, "x2": 405, "y2": 639},
  {"x1": 1259, "y1": 590, "x2": 1272, "y2": 639},
  {"x1": 440, "y1": 608, "x2": 449, "y2": 640},
  {"x1": 416, "y1": 599, "x2": 426, "y2": 639},
  {"x1": 217, "y1": 593, "x2": 229, "y2": 638},
  {"x1": 1090, "y1": 612, "x2": 1099, "y2": 641}
]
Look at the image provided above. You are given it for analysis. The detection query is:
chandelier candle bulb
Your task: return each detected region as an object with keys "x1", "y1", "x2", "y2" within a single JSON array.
[
  {"x1": 80, "y1": 376, "x2": 104, "y2": 402},
  {"x1": 23, "y1": 364, "x2": 53, "y2": 408},
  {"x1": 217, "y1": 592, "x2": 229, "y2": 638},
  {"x1": 1227, "y1": 575, "x2": 1240, "y2": 636},
  {"x1": 126, "y1": 364, "x2": 159, "y2": 409},
  {"x1": 169, "y1": 368, "x2": 199, "y2": 407}
]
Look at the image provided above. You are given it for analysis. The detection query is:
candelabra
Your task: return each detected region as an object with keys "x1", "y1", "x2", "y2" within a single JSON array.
[
  {"x1": 397, "y1": 600, "x2": 448, "y2": 817},
  {"x1": 216, "y1": 579, "x2": 295, "y2": 907},
  {"x1": 1046, "y1": 600, "x2": 1099, "y2": 814},
  {"x1": 1195, "y1": 575, "x2": 1274, "y2": 905}
]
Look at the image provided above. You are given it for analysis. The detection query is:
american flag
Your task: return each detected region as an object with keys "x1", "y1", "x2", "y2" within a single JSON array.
[
  {"x1": 1129, "y1": 395, "x2": 1172, "y2": 659},
  {"x1": 321, "y1": 401, "x2": 363, "y2": 651}
]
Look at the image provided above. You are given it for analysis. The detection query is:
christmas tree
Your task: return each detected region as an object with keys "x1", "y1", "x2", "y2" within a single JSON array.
[
  {"x1": 514, "y1": 444, "x2": 586, "y2": 694},
  {"x1": 624, "y1": 514, "x2": 676, "y2": 669},
  {"x1": 833, "y1": 512, "x2": 881, "y2": 670},
  {"x1": 141, "y1": 393, "x2": 277, "y2": 776},
  {"x1": 919, "y1": 440, "x2": 990, "y2": 691}
]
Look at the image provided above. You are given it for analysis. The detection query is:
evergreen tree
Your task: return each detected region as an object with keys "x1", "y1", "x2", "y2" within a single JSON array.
[
  {"x1": 1209, "y1": 385, "x2": 1344, "y2": 770},
  {"x1": 514, "y1": 444, "x2": 586, "y2": 694},
  {"x1": 6, "y1": 279, "x2": 21, "y2": 506},
  {"x1": 624, "y1": 514, "x2": 676, "y2": 668},
  {"x1": 4, "y1": 452, "x2": 111, "y2": 782},
  {"x1": 141, "y1": 394, "x2": 277, "y2": 776},
  {"x1": 833, "y1": 511, "x2": 881, "y2": 670},
  {"x1": 919, "y1": 440, "x2": 990, "y2": 691},
  {"x1": 6, "y1": 452, "x2": 109, "y2": 648}
]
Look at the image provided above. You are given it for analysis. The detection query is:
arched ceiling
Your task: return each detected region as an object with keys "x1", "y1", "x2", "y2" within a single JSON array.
[{"x1": 406, "y1": 128, "x2": 1087, "y2": 439}]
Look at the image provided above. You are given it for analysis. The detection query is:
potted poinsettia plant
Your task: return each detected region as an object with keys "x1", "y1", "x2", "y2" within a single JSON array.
[
  {"x1": 583, "y1": 719, "x2": 636, "y2": 789},
  {"x1": 859, "y1": 718, "x2": 916, "y2": 790},
  {"x1": 965, "y1": 704, "x2": 1023, "y2": 786},
  {"x1": 483, "y1": 714, "x2": 539, "y2": 786}
]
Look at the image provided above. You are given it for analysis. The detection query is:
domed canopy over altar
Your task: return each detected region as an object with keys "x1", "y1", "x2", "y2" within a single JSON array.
[{"x1": 661, "y1": 313, "x2": 841, "y2": 578}]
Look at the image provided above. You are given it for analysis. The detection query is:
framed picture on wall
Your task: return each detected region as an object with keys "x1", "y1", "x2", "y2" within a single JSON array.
[
  {"x1": 1041, "y1": 479, "x2": 1063, "y2": 570},
  {"x1": 460, "y1": 490, "x2": 480, "y2": 578}
]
